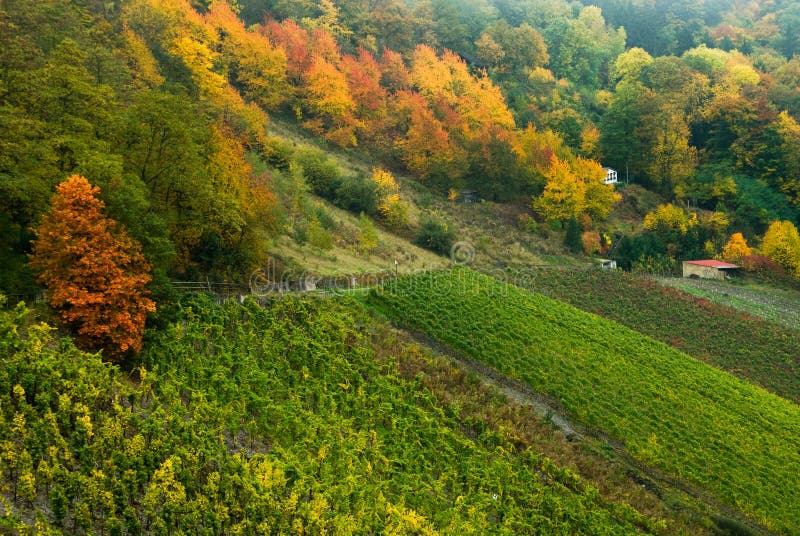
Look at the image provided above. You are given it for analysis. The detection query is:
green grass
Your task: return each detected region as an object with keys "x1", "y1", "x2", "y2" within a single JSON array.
[{"x1": 369, "y1": 268, "x2": 800, "y2": 534}]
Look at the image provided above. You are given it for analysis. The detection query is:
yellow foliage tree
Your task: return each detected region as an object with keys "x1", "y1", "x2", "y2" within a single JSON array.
[
  {"x1": 533, "y1": 156, "x2": 585, "y2": 223},
  {"x1": 574, "y1": 157, "x2": 621, "y2": 220},
  {"x1": 579, "y1": 123, "x2": 601, "y2": 158},
  {"x1": 120, "y1": 25, "x2": 165, "y2": 89},
  {"x1": 720, "y1": 232, "x2": 753, "y2": 262},
  {"x1": 644, "y1": 203, "x2": 698, "y2": 236},
  {"x1": 761, "y1": 220, "x2": 800, "y2": 276},
  {"x1": 205, "y1": 1, "x2": 289, "y2": 111},
  {"x1": 533, "y1": 156, "x2": 620, "y2": 223}
]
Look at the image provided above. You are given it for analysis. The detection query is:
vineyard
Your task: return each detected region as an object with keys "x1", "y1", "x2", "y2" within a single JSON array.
[
  {"x1": 655, "y1": 276, "x2": 800, "y2": 331},
  {"x1": 513, "y1": 269, "x2": 800, "y2": 403},
  {"x1": 368, "y1": 268, "x2": 800, "y2": 534},
  {"x1": 0, "y1": 295, "x2": 665, "y2": 534}
]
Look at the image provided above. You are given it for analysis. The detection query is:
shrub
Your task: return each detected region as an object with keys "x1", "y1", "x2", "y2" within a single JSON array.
[
  {"x1": 417, "y1": 191, "x2": 434, "y2": 208},
  {"x1": 313, "y1": 205, "x2": 336, "y2": 230},
  {"x1": 739, "y1": 254, "x2": 785, "y2": 277},
  {"x1": 517, "y1": 213, "x2": 539, "y2": 234},
  {"x1": 380, "y1": 195, "x2": 411, "y2": 228},
  {"x1": 262, "y1": 137, "x2": 294, "y2": 171},
  {"x1": 334, "y1": 176, "x2": 379, "y2": 215},
  {"x1": 359, "y1": 213, "x2": 379, "y2": 253},
  {"x1": 307, "y1": 217, "x2": 333, "y2": 250},
  {"x1": 415, "y1": 219, "x2": 455, "y2": 256},
  {"x1": 581, "y1": 230, "x2": 601, "y2": 255},
  {"x1": 294, "y1": 147, "x2": 342, "y2": 198}
]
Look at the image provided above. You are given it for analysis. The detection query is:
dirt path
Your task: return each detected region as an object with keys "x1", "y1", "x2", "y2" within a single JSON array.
[{"x1": 399, "y1": 326, "x2": 776, "y2": 536}]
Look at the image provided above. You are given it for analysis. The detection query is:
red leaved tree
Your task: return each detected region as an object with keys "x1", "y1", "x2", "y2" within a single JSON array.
[{"x1": 29, "y1": 175, "x2": 155, "y2": 359}]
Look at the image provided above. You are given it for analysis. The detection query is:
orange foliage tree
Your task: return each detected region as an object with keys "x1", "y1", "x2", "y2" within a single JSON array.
[
  {"x1": 29, "y1": 175, "x2": 155, "y2": 359},
  {"x1": 302, "y1": 54, "x2": 359, "y2": 146},
  {"x1": 393, "y1": 90, "x2": 467, "y2": 184}
]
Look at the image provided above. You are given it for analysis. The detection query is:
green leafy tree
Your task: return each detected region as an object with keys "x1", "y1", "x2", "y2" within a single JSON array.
[{"x1": 564, "y1": 217, "x2": 583, "y2": 253}]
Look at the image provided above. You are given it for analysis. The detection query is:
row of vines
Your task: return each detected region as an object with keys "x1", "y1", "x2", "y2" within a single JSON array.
[
  {"x1": 655, "y1": 276, "x2": 800, "y2": 331},
  {"x1": 513, "y1": 269, "x2": 800, "y2": 403},
  {"x1": 0, "y1": 295, "x2": 657, "y2": 534},
  {"x1": 368, "y1": 268, "x2": 800, "y2": 534}
]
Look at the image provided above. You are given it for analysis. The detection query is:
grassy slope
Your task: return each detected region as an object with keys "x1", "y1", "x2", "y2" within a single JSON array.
[
  {"x1": 1, "y1": 297, "x2": 666, "y2": 534},
  {"x1": 368, "y1": 268, "x2": 800, "y2": 534},
  {"x1": 517, "y1": 269, "x2": 800, "y2": 403},
  {"x1": 266, "y1": 203, "x2": 448, "y2": 277},
  {"x1": 266, "y1": 117, "x2": 575, "y2": 272}
]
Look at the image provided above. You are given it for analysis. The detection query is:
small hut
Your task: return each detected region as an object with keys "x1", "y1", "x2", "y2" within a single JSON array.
[{"x1": 681, "y1": 260, "x2": 740, "y2": 280}]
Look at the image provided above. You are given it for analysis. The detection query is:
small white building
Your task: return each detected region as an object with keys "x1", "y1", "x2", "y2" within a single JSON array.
[
  {"x1": 596, "y1": 258, "x2": 617, "y2": 270},
  {"x1": 604, "y1": 167, "x2": 618, "y2": 185}
]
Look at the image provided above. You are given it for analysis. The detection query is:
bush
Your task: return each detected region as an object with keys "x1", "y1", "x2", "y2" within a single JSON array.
[
  {"x1": 582, "y1": 230, "x2": 601, "y2": 255},
  {"x1": 262, "y1": 137, "x2": 294, "y2": 172},
  {"x1": 739, "y1": 254, "x2": 786, "y2": 281},
  {"x1": 380, "y1": 197, "x2": 411, "y2": 229},
  {"x1": 417, "y1": 191, "x2": 434, "y2": 208},
  {"x1": 415, "y1": 219, "x2": 455, "y2": 256},
  {"x1": 307, "y1": 217, "x2": 333, "y2": 250},
  {"x1": 334, "y1": 176, "x2": 379, "y2": 216},
  {"x1": 313, "y1": 205, "x2": 336, "y2": 230},
  {"x1": 517, "y1": 213, "x2": 539, "y2": 234},
  {"x1": 293, "y1": 221, "x2": 308, "y2": 244},
  {"x1": 294, "y1": 147, "x2": 342, "y2": 198},
  {"x1": 359, "y1": 212, "x2": 379, "y2": 253}
]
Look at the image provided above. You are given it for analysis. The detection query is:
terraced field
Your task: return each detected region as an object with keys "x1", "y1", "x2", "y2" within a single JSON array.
[{"x1": 369, "y1": 268, "x2": 800, "y2": 534}]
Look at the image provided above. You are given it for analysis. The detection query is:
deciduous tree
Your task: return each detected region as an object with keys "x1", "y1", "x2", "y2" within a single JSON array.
[
  {"x1": 533, "y1": 155, "x2": 620, "y2": 223},
  {"x1": 761, "y1": 220, "x2": 800, "y2": 276},
  {"x1": 533, "y1": 156, "x2": 585, "y2": 223},
  {"x1": 29, "y1": 175, "x2": 155, "y2": 359},
  {"x1": 302, "y1": 54, "x2": 359, "y2": 146},
  {"x1": 720, "y1": 232, "x2": 753, "y2": 262}
]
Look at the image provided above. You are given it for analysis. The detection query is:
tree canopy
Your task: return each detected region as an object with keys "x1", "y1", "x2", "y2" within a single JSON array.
[{"x1": 29, "y1": 175, "x2": 155, "y2": 359}]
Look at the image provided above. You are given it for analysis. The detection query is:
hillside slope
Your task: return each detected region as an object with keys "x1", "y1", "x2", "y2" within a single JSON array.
[
  {"x1": 1, "y1": 297, "x2": 669, "y2": 534},
  {"x1": 368, "y1": 268, "x2": 800, "y2": 534},
  {"x1": 516, "y1": 268, "x2": 800, "y2": 403}
]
